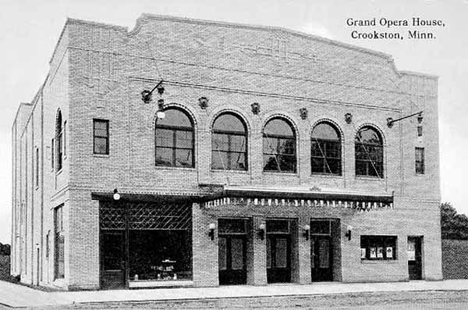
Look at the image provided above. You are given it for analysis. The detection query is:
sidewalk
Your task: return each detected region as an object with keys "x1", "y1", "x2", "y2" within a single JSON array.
[{"x1": 1, "y1": 280, "x2": 468, "y2": 308}]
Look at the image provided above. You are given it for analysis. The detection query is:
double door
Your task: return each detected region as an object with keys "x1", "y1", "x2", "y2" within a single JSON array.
[{"x1": 218, "y1": 236, "x2": 247, "y2": 285}]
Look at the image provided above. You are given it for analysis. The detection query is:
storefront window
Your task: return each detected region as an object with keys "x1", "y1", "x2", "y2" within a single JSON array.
[
  {"x1": 361, "y1": 235, "x2": 397, "y2": 260},
  {"x1": 129, "y1": 230, "x2": 192, "y2": 281}
]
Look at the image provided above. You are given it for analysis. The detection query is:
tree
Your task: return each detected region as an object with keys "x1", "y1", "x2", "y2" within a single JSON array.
[{"x1": 440, "y1": 202, "x2": 468, "y2": 240}]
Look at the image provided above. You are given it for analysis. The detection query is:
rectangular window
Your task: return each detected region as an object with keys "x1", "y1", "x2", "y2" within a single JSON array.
[
  {"x1": 93, "y1": 119, "x2": 109, "y2": 155},
  {"x1": 63, "y1": 121, "x2": 67, "y2": 157},
  {"x1": 35, "y1": 147, "x2": 39, "y2": 188},
  {"x1": 51, "y1": 138, "x2": 54, "y2": 170},
  {"x1": 55, "y1": 206, "x2": 65, "y2": 279},
  {"x1": 361, "y1": 236, "x2": 397, "y2": 260},
  {"x1": 57, "y1": 130, "x2": 63, "y2": 171},
  {"x1": 415, "y1": 147, "x2": 425, "y2": 174}
]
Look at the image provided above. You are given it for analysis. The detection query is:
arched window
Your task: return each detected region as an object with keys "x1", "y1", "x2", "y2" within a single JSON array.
[
  {"x1": 355, "y1": 126, "x2": 384, "y2": 177},
  {"x1": 311, "y1": 122, "x2": 341, "y2": 175},
  {"x1": 212, "y1": 113, "x2": 248, "y2": 170},
  {"x1": 155, "y1": 108, "x2": 194, "y2": 168},
  {"x1": 55, "y1": 110, "x2": 63, "y2": 171},
  {"x1": 263, "y1": 118, "x2": 296, "y2": 173}
]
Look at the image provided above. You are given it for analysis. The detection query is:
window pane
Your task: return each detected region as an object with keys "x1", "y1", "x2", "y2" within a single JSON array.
[
  {"x1": 230, "y1": 153, "x2": 246, "y2": 170},
  {"x1": 310, "y1": 221, "x2": 331, "y2": 235},
  {"x1": 218, "y1": 238, "x2": 227, "y2": 271},
  {"x1": 264, "y1": 155, "x2": 280, "y2": 171},
  {"x1": 279, "y1": 154, "x2": 296, "y2": 172},
  {"x1": 176, "y1": 130, "x2": 193, "y2": 149},
  {"x1": 213, "y1": 114, "x2": 246, "y2": 133},
  {"x1": 155, "y1": 148, "x2": 173, "y2": 166},
  {"x1": 157, "y1": 109, "x2": 192, "y2": 128},
  {"x1": 94, "y1": 137, "x2": 108, "y2": 154},
  {"x1": 319, "y1": 239, "x2": 330, "y2": 268},
  {"x1": 312, "y1": 158, "x2": 325, "y2": 173},
  {"x1": 230, "y1": 135, "x2": 246, "y2": 152},
  {"x1": 175, "y1": 149, "x2": 193, "y2": 167},
  {"x1": 212, "y1": 134, "x2": 229, "y2": 152},
  {"x1": 264, "y1": 118, "x2": 294, "y2": 137},
  {"x1": 312, "y1": 123, "x2": 339, "y2": 140},
  {"x1": 219, "y1": 219, "x2": 247, "y2": 234},
  {"x1": 156, "y1": 129, "x2": 173, "y2": 147},
  {"x1": 275, "y1": 238, "x2": 288, "y2": 268},
  {"x1": 212, "y1": 151, "x2": 229, "y2": 169},
  {"x1": 231, "y1": 238, "x2": 244, "y2": 270},
  {"x1": 263, "y1": 137, "x2": 278, "y2": 154},
  {"x1": 356, "y1": 127, "x2": 382, "y2": 144}
]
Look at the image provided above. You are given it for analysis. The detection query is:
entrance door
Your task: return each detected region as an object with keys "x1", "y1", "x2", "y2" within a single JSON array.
[
  {"x1": 266, "y1": 220, "x2": 291, "y2": 283},
  {"x1": 408, "y1": 236, "x2": 423, "y2": 280},
  {"x1": 101, "y1": 231, "x2": 126, "y2": 289},
  {"x1": 311, "y1": 236, "x2": 332, "y2": 281},
  {"x1": 219, "y1": 236, "x2": 247, "y2": 285}
]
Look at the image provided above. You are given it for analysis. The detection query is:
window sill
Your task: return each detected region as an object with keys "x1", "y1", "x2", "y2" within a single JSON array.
[
  {"x1": 355, "y1": 176, "x2": 385, "y2": 181},
  {"x1": 155, "y1": 166, "x2": 196, "y2": 171},
  {"x1": 93, "y1": 154, "x2": 109, "y2": 158},
  {"x1": 263, "y1": 171, "x2": 298, "y2": 176},
  {"x1": 310, "y1": 173, "x2": 343, "y2": 178},
  {"x1": 361, "y1": 259, "x2": 398, "y2": 264},
  {"x1": 212, "y1": 169, "x2": 249, "y2": 174}
]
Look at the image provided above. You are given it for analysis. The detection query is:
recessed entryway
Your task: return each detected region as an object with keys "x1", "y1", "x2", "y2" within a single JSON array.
[{"x1": 408, "y1": 236, "x2": 423, "y2": 280}]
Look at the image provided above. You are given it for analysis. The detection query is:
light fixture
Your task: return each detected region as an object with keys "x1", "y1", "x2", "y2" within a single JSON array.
[
  {"x1": 303, "y1": 224, "x2": 310, "y2": 240},
  {"x1": 258, "y1": 223, "x2": 266, "y2": 240},
  {"x1": 345, "y1": 225, "x2": 353, "y2": 241},
  {"x1": 208, "y1": 223, "x2": 216, "y2": 240},
  {"x1": 113, "y1": 188, "x2": 120, "y2": 201},
  {"x1": 141, "y1": 80, "x2": 165, "y2": 104},
  {"x1": 387, "y1": 111, "x2": 423, "y2": 128},
  {"x1": 345, "y1": 113, "x2": 353, "y2": 124}
]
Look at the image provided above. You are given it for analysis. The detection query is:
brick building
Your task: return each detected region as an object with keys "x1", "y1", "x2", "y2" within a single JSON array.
[{"x1": 11, "y1": 14, "x2": 442, "y2": 290}]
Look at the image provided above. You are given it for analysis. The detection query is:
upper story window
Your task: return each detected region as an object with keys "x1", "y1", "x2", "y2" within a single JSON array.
[
  {"x1": 93, "y1": 119, "x2": 109, "y2": 155},
  {"x1": 35, "y1": 147, "x2": 39, "y2": 188},
  {"x1": 263, "y1": 118, "x2": 297, "y2": 173},
  {"x1": 55, "y1": 110, "x2": 63, "y2": 171},
  {"x1": 355, "y1": 126, "x2": 384, "y2": 178},
  {"x1": 155, "y1": 108, "x2": 194, "y2": 168},
  {"x1": 212, "y1": 113, "x2": 248, "y2": 171},
  {"x1": 415, "y1": 147, "x2": 425, "y2": 174},
  {"x1": 311, "y1": 122, "x2": 342, "y2": 175}
]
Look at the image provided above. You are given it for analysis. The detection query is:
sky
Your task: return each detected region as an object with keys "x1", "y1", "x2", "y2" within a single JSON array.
[{"x1": 0, "y1": 0, "x2": 467, "y2": 244}]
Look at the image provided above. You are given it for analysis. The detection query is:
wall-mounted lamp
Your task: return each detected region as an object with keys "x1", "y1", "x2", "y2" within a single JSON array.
[
  {"x1": 387, "y1": 111, "x2": 423, "y2": 128},
  {"x1": 113, "y1": 188, "x2": 120, "y2": 201},
  {"x1": 303, "y1": 224, "x2": 310, "y2": 240},
  {"x1": 258, "y1": 223, "x2": 266, "y2": 240},
  {"x1": 345, "y1": 225, "x2": 353, "y2": 241},
  {"x1": 141, "y1": 80, "x2": 165, "y2": 104},
  {"x1": 345, "y1": 113, "x2": 353, "y2": 124},
  {"x1": 208, "y1": 223, "x2": 216, "y2": 240}
]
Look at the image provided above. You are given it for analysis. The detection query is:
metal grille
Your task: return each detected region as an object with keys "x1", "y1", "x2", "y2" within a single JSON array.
[{"x1": 100, "y1": 201, "x2": 192, "y2": 230}]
